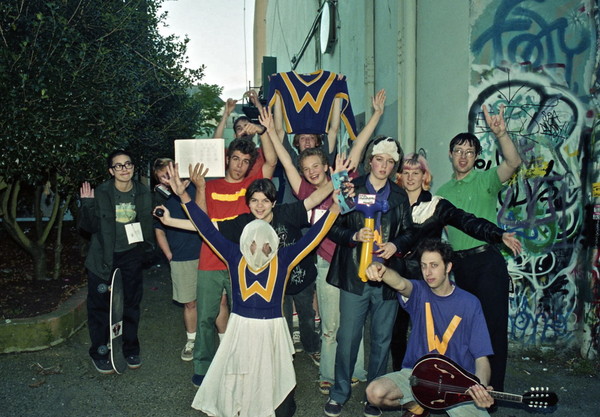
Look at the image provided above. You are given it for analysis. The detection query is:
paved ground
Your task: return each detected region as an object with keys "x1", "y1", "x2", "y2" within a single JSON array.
[{"x1": 0, "y1": 265, "x2": 598, "y2": 417}]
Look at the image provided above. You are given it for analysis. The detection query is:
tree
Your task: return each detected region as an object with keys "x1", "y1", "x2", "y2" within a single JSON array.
[{"x1": 0, "y1": 0, "x2": 221, "y2": 280}]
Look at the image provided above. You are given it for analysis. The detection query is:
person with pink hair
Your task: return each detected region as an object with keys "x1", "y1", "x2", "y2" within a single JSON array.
[{"x1": 389, "y1": 151, "x2": 521, "y2": 378}]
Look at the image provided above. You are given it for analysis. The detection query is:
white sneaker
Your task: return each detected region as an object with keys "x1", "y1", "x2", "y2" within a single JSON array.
[
  {"x1": 181, "y1": 339, "x2": 194, "y2": 361},
  {"x1": 292, "y1": 330, "x2": 303, "y2": 353}
]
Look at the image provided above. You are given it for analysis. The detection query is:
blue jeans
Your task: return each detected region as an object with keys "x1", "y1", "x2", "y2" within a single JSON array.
[
  {"x1": 315, "y1": 255, "x2": 367, "y2": 383},
  {"x1": 330, "y1": 284, "x2": 398, "y2": 404}
]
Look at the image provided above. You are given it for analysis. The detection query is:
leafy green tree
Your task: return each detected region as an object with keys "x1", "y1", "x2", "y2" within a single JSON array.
[{"x1": 0, "y1": 0, "x2": 221, "y2": 280}]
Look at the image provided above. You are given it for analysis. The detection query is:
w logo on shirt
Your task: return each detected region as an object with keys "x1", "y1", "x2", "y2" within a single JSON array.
[{"x1": 425, "y1": 302, "x2": 461, "y2": 355}]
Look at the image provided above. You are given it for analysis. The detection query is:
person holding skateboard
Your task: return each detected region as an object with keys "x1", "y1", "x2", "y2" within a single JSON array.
[{"x1": 79, "y1": 149, "x2": 155, "y2": 374}]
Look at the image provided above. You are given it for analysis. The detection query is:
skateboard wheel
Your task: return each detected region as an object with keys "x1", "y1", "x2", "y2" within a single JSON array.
[
  {"x1": 97, "y1": 283, "x2": 109, "y2": 293},
  {"x1": 97, "y1": 345, "x2": 109, "y2": 355}
]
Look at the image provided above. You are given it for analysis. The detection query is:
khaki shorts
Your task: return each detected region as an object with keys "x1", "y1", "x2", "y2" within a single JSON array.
[
  {"x1": 383, "y1": 368, "x2": 490, "y2": 417},
  {"x1": 170, "y1": 259, "x2": 198, "y2": 303}
]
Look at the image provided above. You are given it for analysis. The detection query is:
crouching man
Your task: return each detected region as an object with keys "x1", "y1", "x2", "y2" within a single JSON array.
[{"x1": 364, "y1": 239, "x2": 494, "y2": 417}]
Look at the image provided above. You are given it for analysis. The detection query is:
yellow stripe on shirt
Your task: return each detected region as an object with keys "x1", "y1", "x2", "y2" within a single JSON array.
[
  {"x1": 280, "y1": 71, "x2": 337, "y2": 113},
  {"x1": 238, "y1": 256, "x2": 279, "y2": 302}
]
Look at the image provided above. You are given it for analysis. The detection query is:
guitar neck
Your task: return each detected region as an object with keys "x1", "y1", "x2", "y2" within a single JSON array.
[{"x1": 490, "y1": 391, "x2": 522, "y2": 403}]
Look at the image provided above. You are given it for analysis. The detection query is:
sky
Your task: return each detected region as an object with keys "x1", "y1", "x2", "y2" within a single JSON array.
[{"x1": 158, "y1": 0, "x2": 255, "y2": 100}]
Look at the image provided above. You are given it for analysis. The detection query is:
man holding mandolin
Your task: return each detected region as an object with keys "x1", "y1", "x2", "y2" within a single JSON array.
[{"x1": 364, "y1": 239, "x2": 494, "y2": 417}]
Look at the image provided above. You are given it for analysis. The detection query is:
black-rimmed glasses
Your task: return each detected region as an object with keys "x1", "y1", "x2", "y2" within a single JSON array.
[{"x1": 111, "y1": 161, "x2": 134, "y2": 171}]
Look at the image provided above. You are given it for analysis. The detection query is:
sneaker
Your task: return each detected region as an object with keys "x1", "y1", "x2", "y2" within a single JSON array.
[
  {"x1": 192, "y1": 374, "x2": 205, "y2": 387},
  {"x1": 292, "y1": 330, "x2": 303, "y2": 353},
  {"x1": 324, "y1": 398, "x2": 342, "y2": 417},
  {"x1": 91, "y1": 357, "x2": 115, "y2": 375},
  {"x1": 308, "y1": 351, "x2": 321, "y2": 367},
  {"x1": 125, "y1": 355, "x2": 141, "y2": 369},
  {"x1": 351, "y1": 377, "x2": 360, "y2": 387},
  {"x1": 319, "y1": 380, "x2": 332, "y2": 395},
  {"x1": 364, "y1": 401, "x2": 382, "y2": 417},
  {"x1": 181, "y1": 339, "x2": 194, "y2": 361}
]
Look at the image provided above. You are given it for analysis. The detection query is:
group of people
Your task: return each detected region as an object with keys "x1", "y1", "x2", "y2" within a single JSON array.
[{"x1": 78, "y1": 73, "x2": 523, "y2": 417}]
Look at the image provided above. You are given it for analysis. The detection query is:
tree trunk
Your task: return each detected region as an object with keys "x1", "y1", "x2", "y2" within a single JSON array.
[
  {"x1": 52, "y1": 194, "x2": 72, "y2": 280},
  {"x1": 30, "y1": 243, "x2": 49, "y2": 281},
  {"x1": 0, "y1": 179, "x2": 66, "y2": 281}
]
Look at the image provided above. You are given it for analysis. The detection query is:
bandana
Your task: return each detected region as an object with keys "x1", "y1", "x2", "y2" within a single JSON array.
[
  {"x1": 239, "y1": 220, "x2": 280, "y2": 270},
  {"x1": 371, "y1": 137, "x2": 400, "y2": 162}
]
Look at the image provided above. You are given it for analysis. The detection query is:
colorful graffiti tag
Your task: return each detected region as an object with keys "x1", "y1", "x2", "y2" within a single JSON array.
[{"x1": 469, "y1": 0, "x2": 598, "y2": 354}]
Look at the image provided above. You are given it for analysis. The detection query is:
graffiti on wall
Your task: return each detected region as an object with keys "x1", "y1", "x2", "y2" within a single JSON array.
[{"x1": 469, "y1": 0, "x2": 598, "y2": 350}]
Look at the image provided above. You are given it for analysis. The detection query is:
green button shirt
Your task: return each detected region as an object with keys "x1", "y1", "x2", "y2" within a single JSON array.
[{"x1": 437, "y1": 167, "x2": 503, "y2": 251}]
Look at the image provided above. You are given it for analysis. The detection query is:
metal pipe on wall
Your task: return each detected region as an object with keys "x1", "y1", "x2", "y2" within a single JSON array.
[{"x1": 398, "y1": 0, "x2": 417, "y2": 154}]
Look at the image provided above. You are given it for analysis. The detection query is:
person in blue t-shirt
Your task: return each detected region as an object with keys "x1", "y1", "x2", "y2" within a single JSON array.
[
  {"x1": 364, "y1": 239, "x2": 494, "y2": 417},
  {"x1": 152, "y1": 157, "x2": 202, "y2": 362}
]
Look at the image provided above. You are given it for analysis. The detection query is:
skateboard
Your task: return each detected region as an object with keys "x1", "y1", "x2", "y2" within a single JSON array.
[{"x1": 97, "y1": 268, "x2": 127, "y2": 374}]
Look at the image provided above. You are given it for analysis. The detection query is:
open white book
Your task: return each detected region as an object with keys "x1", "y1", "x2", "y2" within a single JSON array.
[{"x1": 174, "y1": 139, "x2": 225, "y2": 178}]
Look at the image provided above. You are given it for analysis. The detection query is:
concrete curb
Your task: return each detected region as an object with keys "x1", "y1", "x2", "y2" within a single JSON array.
[{"x1": 0, "y1": 287, "x2": 87, "y2": 354}]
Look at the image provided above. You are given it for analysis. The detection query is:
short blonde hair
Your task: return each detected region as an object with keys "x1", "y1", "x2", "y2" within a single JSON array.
[{"x1": 397, "y1": 152, "x2": 432, "y2": 191}]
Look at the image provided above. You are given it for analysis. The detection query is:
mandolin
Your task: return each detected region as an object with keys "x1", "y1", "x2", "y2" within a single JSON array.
[{"x1": 410, "y1": 354, "x2": 559, "y2": 411}]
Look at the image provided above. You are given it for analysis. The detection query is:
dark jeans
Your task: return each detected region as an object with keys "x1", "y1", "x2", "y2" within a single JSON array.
[
  {"x1": 87, "y1": 246, "x2": 144, "y2": 360},
  {"x1": 283, "y1": 282, "x2": 320, "y2": 354},
  {"x1": 452, "y1": 246, "x2": 510, "y2": 392},
  {"x1": 275, "y1": 388, "x2": 296, "y2": 417}
]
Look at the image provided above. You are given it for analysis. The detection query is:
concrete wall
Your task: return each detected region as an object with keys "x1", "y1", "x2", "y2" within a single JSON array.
[
  {"x1": 416, "y1": 0, "x2": 471, "y2": 191},
  {"x1": 259, "y1": 0, "x2": 599, "y2": 355},
  {"x1": 261, "y1": 0, "x2": 402, "y2": 148},
  {"x1": 467, "y1": 0, "x2": 598, "y2": 356}
]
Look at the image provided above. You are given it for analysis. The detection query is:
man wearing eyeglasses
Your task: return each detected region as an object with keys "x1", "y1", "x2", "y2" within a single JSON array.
[
  {"x1": 435, "y1": 105, "x2": 521, "y2": 412},
  {"x1": 79, "y1": 150, "x2": 155, "y2": 375}
]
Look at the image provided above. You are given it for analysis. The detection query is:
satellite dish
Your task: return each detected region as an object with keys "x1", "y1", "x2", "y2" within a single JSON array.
[{"x1": 320, "y1": 1, "x2": 336, "y2": 54}]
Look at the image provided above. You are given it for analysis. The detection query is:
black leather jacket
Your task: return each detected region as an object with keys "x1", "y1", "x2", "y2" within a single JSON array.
[
  {"x1": 403, "y1": 190, "x2": 505, "y2": 278},
  {"x1": 326, "y1": 176, "x2": 415, "y2": 299}
]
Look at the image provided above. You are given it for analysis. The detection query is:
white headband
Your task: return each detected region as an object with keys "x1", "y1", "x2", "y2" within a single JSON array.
[{"x1": 371, "y1": 138, "x2": 400, "y2": 162}]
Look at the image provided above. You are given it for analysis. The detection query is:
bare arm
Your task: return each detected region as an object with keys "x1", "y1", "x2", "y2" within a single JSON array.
[
  {"x1": 189, "y1": 163, "x2": 209, "y2": 213},
  {"x1": 246, "y1": 89, "x2": 263, "y2": 112},
  {"x1": 482, "y1": 104, "x2": 522, "y2": 183},
  {"x1": 153, "y1": 205, "x2": 196, "y2": 231},
  {"x1": 365, "y1": 262, "x2": 413, "y2": 296},
  {"x1": 467, "y1": 356, "x2": 494, "y2": 408},
  {"x1": 213, "y1": 98, "x2": 237, "y2": 139},
  {"x1": 271, "y1": 94, "x2": 286, "y2": 143},
  {"x1": 258, "y1": 115, "x2": 278, "y2": 179},
  {"x1": 154, "y1": 228, "x2": 172, "y2": 261},
  {"x1": 347, "y1": 89, "x2": 386, "y2": 171},
  {"x1": 474, "y1": 356, "x2": 491, "y2": 387},
  {"x1": 259, "y1": 106, "x2": 302, "y2": 192},
  {"x1": 303, "y1": 182, "x2": 333, "y2": 210},
  {"x1": 327, "y1": 97, "x2": 342, "y2": 154}
]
